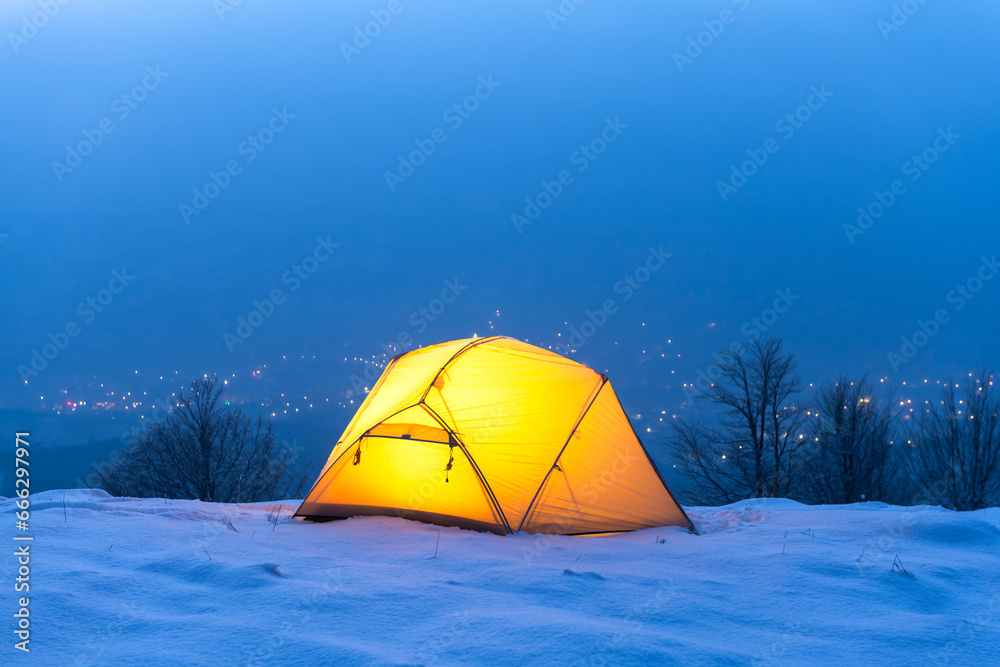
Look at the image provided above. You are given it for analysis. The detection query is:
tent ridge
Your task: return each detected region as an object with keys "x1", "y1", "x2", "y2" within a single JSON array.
[{"x1": 418, "y1": 335, "x2": 511, "y2": 403}]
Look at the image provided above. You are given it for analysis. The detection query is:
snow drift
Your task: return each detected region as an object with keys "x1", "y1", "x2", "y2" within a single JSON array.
[{"x1": 4, "y1": 490, "x2": 998, "y2": 665}]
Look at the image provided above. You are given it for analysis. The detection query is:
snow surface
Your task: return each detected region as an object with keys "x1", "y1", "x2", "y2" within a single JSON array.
[{"x1": 4, "y1": 490, "x2": 999, "y2": 665}]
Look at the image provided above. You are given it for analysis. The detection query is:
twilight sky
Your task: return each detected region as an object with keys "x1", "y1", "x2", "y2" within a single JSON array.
[{"x1": 2, "y1": 0, "x2": 998, "y2": 491}]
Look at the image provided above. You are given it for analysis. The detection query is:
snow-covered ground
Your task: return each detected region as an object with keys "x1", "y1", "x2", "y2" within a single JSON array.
[{"x1": 5, "y1": 490, "x2": 999, "y2": 666}]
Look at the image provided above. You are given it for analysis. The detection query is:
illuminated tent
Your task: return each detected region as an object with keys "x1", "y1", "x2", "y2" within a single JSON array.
[{"x1": 295, "y1": 336, "x2": 695, "y2": 535}]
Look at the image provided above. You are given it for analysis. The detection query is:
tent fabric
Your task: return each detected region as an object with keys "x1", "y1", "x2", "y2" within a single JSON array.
[{"x1": 295, "y1": 336, "x2": 695, "y2": 535}]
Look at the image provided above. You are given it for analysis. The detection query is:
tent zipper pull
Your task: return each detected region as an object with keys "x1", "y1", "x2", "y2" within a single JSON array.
[
  {"x1": 352, "y1": 444, "x2": 362, "y2": 466},
  {"x1": 445, "y1": 447, "x2": 454, "y2": 482}
]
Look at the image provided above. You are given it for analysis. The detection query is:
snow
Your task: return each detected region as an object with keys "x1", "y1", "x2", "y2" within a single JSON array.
[{"x1": 5, "y1": 490, "x2": 999, "y2": 665}]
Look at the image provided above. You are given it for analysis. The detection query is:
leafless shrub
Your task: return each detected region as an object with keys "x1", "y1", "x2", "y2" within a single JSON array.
[
  {"x1": 88, "y1": 377, "x2": 309, "y2": 503},
  {"x1": 906, "y1": 370, "x2": 1000, "y2": 510},
  {"x1": 799, "y1": 375, "x2": 900, "y2": 504},
  {"x1": 672, "y1": 337, "x2": 806, "y2": 504}
]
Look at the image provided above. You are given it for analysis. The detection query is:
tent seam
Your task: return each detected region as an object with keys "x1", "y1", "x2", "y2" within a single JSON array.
[
  {"x1": 420, "y1": 402, "x2": 513, "y2": 534},
  {"x1": 293, "y1": 357, "x2": 404, "y2": 516},
  {"x1": 607, "y1": 388, "x2": 699, "y2": 534},
  {"x1": 418, "y1": 335, "x2": 512, "y2": 403},
  {"x1": 515, "y1": 375, "x2": 608, "y2": 533},
  {"x1": 314, "y1": 356, "x2": 401, "y2": 475},
  {"x1": 298, "y1": 338, "x2": 508, "y2": 523}
]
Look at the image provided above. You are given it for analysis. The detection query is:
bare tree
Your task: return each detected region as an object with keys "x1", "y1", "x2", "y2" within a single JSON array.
[
  {"x1": 672, "y1": 337, "x2": 807, "y2": 504},
  {"x1": 800, "y1": 375, "x2": 900, "y2": 504},
  {"x1": 89, "y1": 377, "x2": 309, "y2": 503},
  {"x1": 907, "y1": 370, "x2": 1000, "y2": 510}
]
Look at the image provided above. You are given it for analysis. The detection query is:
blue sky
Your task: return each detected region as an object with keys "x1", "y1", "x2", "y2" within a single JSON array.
[{"x1": 2, "y1": 0, "x2": 998, "y2": 458}]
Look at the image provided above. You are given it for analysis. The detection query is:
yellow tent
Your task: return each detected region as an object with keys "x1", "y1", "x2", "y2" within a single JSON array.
[{"x1": 295, "y1": 336, "x2": 695, "y2": 535}]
